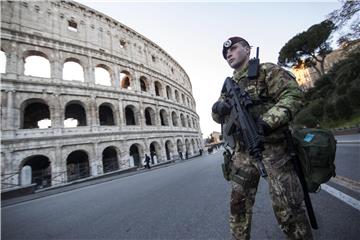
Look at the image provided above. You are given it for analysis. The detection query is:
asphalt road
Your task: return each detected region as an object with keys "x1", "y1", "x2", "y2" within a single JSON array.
[{"x1": 2, "y1": 145, "x2": 360, "y2": 240}]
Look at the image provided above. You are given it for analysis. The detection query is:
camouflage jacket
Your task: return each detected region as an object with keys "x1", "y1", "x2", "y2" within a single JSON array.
[{"x1": 212, "y1": 62, "x2": 303, "y2": 144}]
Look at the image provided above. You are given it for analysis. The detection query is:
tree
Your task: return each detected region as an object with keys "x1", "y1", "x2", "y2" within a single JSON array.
[
  {"x1": 278, "y1": 20, "x2": 335, "y2": 77},
  {"x1": 327, "y1": 1, "x2": 360, "y2": 45}
]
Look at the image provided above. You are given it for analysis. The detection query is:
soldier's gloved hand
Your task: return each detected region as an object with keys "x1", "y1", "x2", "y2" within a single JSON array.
[
  {"x1": 256, "y1": 117, "x2": 271, "y2": 136},
  {"x1": 212, "y1": 100, "x2": 231, "y2": 115}
]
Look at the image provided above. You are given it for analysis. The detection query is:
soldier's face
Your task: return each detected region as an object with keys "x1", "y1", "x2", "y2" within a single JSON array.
[{"x1": 225, "y1": 42, "x2": 250, "y2": 70}]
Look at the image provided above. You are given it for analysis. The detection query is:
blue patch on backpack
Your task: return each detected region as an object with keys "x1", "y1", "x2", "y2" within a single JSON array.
[{"x1": 304, "y1": 133, "x2": 315, "y2": 142}]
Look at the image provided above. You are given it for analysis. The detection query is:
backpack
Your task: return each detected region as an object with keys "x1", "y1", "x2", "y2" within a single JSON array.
[{"x1": 292, "y1": 128, "x2": 337, "y2": 193}]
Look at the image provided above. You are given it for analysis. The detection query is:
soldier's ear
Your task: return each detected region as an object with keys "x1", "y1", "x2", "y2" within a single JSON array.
[{"x1": 245, "y1": 46, "x2": 251, "y2": 56}]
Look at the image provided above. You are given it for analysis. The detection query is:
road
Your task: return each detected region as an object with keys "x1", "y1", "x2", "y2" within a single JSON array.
[{"x1": 2, "y1": 144, "x2": 360, "y2": 240}]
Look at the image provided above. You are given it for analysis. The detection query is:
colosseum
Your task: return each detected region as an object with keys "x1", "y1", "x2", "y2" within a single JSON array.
[{"x1": 1, "y1": 0, "x2": 203, "y2": 191}]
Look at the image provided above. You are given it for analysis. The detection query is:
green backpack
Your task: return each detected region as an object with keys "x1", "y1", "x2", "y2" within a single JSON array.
[{"x1": 292, "y1": 128, "x2": 337, "y2": 193}]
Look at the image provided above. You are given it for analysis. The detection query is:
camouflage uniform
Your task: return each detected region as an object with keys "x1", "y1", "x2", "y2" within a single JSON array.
[{"x1": 212, "y1": 63, "x2": 313, "y2": 240}]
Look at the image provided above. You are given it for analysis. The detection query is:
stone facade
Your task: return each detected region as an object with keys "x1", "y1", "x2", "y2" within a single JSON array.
[{"x1": 1, "y1": 1, "x2": 202, "y2": 190}]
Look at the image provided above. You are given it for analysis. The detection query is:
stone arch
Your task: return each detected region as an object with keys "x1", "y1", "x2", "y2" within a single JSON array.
[
  {"x1": 165, "y1": 140, "x2": 175, "y2": 161},
  {"x1": 181, "y1": 93, "x2": 186, "y2": 104},
  {"x1": 99, "y1": 102, "x2": 115, "y2": 126},
  {"x1": 20, "y1": 98, "x2": 51, "y2": 129},
  {"x1": 144, "y1": 107, "x2": 156, "y2": 126},
  {"x1": 95, "y1": 64, "x2": 111, "y2": 86},
  {"x1": 180, "y1": 113, "x2": 186, "y2": 127},
  {"x1": 171, "y1": 111, "x2": 179, "y2": 127},
  {"x1": 166, "y1": 85, "x2": 172, "y2": 100},
  {"x1": 174, "y1": 89, "x2": 180, "y2": 102},
  {"x1": 102, "y1": 146, "x2": 119, "y2": 173},
  {"x1": 64, "y1": 100, "x2": 87, "y2": 127},
  {"x1": 191, "y1": 139, "x2": 197, "y2": 154},
  {"x1": 176, "y1": 139, "x2": 185, "y2": 159},
  {"x1": 154, "y1": 81, "x2": 163, "y2": 97},
  {"x1": 150, "y1": 141, "x2": 162, "y2": 164},
  {"x1": 120, "y1": 70, "x2": 131, "y2": 89},
  {"x1": 187, "y1": 115, "x2": 192, "y2": 128},
  {"x1": 140, "y1": 76, "x2": 148, "y2": 92},
  {"x1": 19, "y1": 155, "x2": 51, "y2": 189},
  {"x1": 125, "y1": 105, "x2": 139, "y2": 125},
  {"x1": 66, "y1": 150, "x2": 90, "y2": 182},
  {"x1": 129, "y1": 143, "x2": 143, "y2": 168},
  {"x1": 159, "y1": 109, "x2": 169, "y2": 126},
  {"x1": 23, "y1": 50, "x2": 51, "y2": 78},
  {"x1": 63, "y1": 58, "x2": 84, "y2": 82},
  {"x1": 185, "y1": 138, "x2": 192, "y2": 157},
  {"x1": 0, "y1": 49, "x2": 6, "y2": 73}
]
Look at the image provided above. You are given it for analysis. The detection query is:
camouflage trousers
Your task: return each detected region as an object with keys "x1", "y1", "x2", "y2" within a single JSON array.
[{"x1": 230, "y1": 141, "x2": 313, "y2": 240}]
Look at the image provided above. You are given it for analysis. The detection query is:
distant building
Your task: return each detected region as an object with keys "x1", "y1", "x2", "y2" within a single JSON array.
[{"x1": 291, "y1": 39, "x2": 360, "y2": 90}]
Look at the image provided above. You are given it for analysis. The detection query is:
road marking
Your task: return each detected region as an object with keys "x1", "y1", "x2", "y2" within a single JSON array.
[
  {"x1": 330, "y1": 175, "x2": 360, "y2": 194},
  {"x1": 322, "y1": 184, "x2": 360, "y2": 211}
]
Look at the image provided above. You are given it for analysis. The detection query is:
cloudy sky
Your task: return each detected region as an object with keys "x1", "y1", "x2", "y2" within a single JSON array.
[{"x1": 76, "y1": 0, "x2": 342, "y2": 138}]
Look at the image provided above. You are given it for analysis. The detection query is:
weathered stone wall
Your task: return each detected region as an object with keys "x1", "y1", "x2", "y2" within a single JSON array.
[{"x1": 1, "y1": 0, "x2": 202, "y2": 189}]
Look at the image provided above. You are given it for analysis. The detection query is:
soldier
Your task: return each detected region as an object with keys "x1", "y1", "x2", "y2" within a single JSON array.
[{"x1": 212, "y1": 36, "x2": 313, "y2": 240}]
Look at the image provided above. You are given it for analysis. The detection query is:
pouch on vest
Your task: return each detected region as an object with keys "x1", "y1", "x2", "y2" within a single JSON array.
[
  {"x1": 292, "y1": 128, "x2": 337, "y2": 193},
  {"x1": 222, "y1": 149, "x2": 233, "y2": 181}
]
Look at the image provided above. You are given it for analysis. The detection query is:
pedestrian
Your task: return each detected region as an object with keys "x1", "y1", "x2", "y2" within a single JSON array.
[
  {"x1": 179, "y1": 151, "x2": 183, "y2": 160},
  {"x1": 212, "y1": 36, "x2": 312, "y2": 240},
  {"x1": 185, "y1": 151, "x2": 188, "y2": 159},
  {"x1": 144, "y1": 154, "x2": 151, "y2": 169}
]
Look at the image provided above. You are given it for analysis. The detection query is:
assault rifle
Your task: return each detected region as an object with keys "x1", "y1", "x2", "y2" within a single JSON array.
[{"x1": 221, "y1": 77, "x2": 267, "y2": 177}]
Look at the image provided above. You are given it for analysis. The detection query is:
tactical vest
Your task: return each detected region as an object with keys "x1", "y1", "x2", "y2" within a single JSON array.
[{"x1": 233, "y1": 64, "x2": 286, "y2": 144}]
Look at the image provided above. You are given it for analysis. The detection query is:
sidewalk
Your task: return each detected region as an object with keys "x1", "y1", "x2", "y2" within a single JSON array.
[{"x1": 1, "y1": 155, "x2": 203, "y2": 207}]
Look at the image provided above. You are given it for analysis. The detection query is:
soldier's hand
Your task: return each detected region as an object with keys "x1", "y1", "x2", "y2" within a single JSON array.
[
  {"x1": 212, "y1": 100, "x2": 231, "y2": 115},
  {"x1": 256, "y1": 117, "x2": 271, "y2": 136}
]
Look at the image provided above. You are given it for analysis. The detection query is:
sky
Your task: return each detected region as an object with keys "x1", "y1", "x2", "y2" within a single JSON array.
[{"x1": 73, "y1": 1, "x2": 342, "y2": 137}]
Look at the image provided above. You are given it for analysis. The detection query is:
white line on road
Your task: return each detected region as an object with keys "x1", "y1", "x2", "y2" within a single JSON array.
[{"x1": 321, "y1": 184, "x2": 360, "y2": 211}]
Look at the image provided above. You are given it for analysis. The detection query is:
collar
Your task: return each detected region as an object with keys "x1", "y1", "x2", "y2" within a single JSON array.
[{"x1": 233, "y1": 64, "x2": 249, "y2": 83}]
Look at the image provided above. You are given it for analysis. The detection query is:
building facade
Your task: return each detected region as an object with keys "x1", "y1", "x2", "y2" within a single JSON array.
[{"x1": 1, "y1": 1, "x2": 202, "y2": 190}]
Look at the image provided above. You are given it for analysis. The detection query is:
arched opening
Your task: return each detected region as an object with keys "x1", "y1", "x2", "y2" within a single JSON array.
[
  {"x1": 144, "y1": 107, "x2": 155, "y2": 126},
  {"x1": 66, "y1": 150, "x2": 90, "y2": 182},
  {"x1": 180, "y1": 113, "x2": 186, "y2": 127},
  {"x1": 165, "y1": 140, "x2": 174, "y2": 161},
  {"x1": 187, "y1": 115, "x2": 192, "y2": 128},
  {"x1": 20, "y1": 155, "x2": 51, "y2": 189},
  {"x1": 140, "y1": 76, "x2": 147, "y2": 92},
  {"x1": 150, "y1": 141, "x2": 161, "y2": 164},
  {"x1": 64, "y1": 102, "x2": 86, "y2": 127},
  {"x1": 102, "y1": 146, "x2": 119, "y2": 173},
  {"x1": 99, "y1": 103, "x2": 115, "y2": 126},
  {"x1": 159, "y1": 109, "x2": 169, "y2": 126},
  {"x1": 185, "y1": 139, "x2": 191, "y2": 158},
  {"x1": 22, "y1": 100, "x2": 51, "y2": 129},
  {"x1": 125, "y1": 105, "x2": 136, "y2": 125},
  {"x1": 187, "y1": 98, "x2": 190, "y2": 107},
  {"x1": 95, "y1": 64, "x2": 111, "y2": 86},
  {"x1": 166, "y1": 86, "x2": 172, "y2": 99},
  {"x1": 171, "y1": 111, "x2": 178, "y2": 127},
  {"x1": 0, "y1": 50, "x2": 6, "y2": 73},
  {"x1": 63, "y1": 59, "x2": 84, "y2": 82},
  {"x1": 191, "y1": 139, "x2": 197, "y2": 154},
  {"x1": 154, "y1": 81, "x2": 162, "y2": 97},
  {"x1": 24, "y1": 51, "x2": 51, "y2": 78},
  {"x1": 182, "y1": 94, "x2": 186, "y2": 104},
  {"x1": 129, "y1": 144, "x2": 141, "y2": 167},
  {"x1": 175, "y1": 90, "x2": 180, "y2": 102},
  {"x1": 192, "y1": 118, "x2": 196, "y2": 129},
  {"x1": 176, "y1": 139, "x2": 184, "y2": 159},
  {"x1": 120, "y1": 70, "x2": 131, "y2": 89}
]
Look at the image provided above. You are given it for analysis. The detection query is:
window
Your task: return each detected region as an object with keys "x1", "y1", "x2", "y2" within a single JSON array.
[{"x1": 68, "y1": 20, "x2": 78, "y2": 32}]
